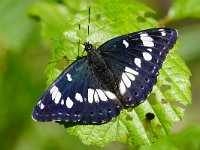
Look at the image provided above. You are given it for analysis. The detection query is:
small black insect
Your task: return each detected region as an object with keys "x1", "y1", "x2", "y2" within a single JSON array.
[
  {"x1": 32, "y1": 8, "x2": 178, "y2": 124},
  {"x1": 145, "y1": 112, "x2": 155, "y2": 120}
]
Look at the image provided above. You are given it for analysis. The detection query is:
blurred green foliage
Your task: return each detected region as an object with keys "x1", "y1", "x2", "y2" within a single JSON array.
[
  {"x1": 140, "y1": 125, "x2": 200, "y2": 150},
  {"x1": 0, "y1": 0, "x2": 200, "y2": 150},
  {"x1": 169, "y1": 0, "x2": 200, "y2": 20},
  {"x1": 0, "y1": 0, "x2": 41, "y2": 51},
  {"x1": 28, "y1": 0, "x2": 192, "y2": 148}
]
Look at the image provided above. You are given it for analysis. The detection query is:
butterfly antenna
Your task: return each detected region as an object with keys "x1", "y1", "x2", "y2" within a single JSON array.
[
  {"x1": 78, "y1": 24, "x2": 81, "y2": 55},
  {"x1": 50, "y1": 38, "x2": 77, "y2": 45},
  {"x1": 87, "y1": 7, "x2": 91, "y2": 42},
  {"x1": 79, "y1": 23, "x2": 81, "y2": 30},
  {"x1": 77, "y1": 24, "x2": 81, "y2": 58},
  {"x1": 50, "y1": 37, "x2": 84, "y2": 45}
]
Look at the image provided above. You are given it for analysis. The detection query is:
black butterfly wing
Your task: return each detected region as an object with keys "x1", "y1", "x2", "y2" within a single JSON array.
[
  {"x1": 32, "y1": 57, "x2": 122, "y2": 124},
  {"x1": 98, "y1": 28, "x2": 178, "y2": 106}
]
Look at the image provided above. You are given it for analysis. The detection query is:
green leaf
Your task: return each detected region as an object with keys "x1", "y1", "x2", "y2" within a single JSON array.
[
  {"x1": 168, "y1": 0, "x2": 200, "y2": 20},
  {"x1": 0, "y1": 0, "x2": 41, "y2": 51},
  {"x1": 139, "y1": 125, "x2": 200, "y2": 150},
  {"x1": 66, "y1": 49, "x2": 191, "y2": 148},
  {"x1": 29, "y1": 0, "x2": 191, "y2": 148},
  {"x1": 176, "y1": 24, "x2": 200, "y2": 61}
]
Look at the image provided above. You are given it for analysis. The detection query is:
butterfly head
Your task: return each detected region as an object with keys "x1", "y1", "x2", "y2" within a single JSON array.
[{"x1": 84, "y1": 42, "x2": 95, "y2": 52}]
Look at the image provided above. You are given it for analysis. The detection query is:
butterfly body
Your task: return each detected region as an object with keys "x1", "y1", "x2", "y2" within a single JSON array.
[
  {"x1": 86, "y1": 44, "x2": 119, "y2": 95},
  {"x1": 32, "y1": 28, "x2": 178, "y2": 124}
]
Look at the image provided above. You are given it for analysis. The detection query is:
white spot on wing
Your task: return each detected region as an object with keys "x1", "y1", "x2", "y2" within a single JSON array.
[
  {"x1": 142, "y1": 41, "x2": 154, "y2": 47},
  {"x1": 147, "y1": 48, "x2": 152, "y2": 52},
  {"x1": 140, "y1": 36, "x2": 153, "y2": 41},
  {"x1": 158, "y1": 29, "x2": 166, "y2": 36},
  {"x1": 37, "y1": 100, "x2": 41, "y2": 105},
  {"x1": 125, "y1": 67, "x2": 139, "y2": 75},
  {"x1": 140, "y1": 33, "x2": 154, "y2": 47},
  {"x1": 105, "y1": 91, "x2": 117, "y2": 99},
  {"x1": 96, "y1": 89, "x2": 108, "y2": 101},
  {"x1": 88, "y1": 88, "x2": 94, "y2": 103},
  {"x1": 54, "y1": 91, "x2": 61, "y2": 104},
  {"x1": 119, "y1": 81, "x2": 126, "y2": 94},
  {"x1": 123, "y1": 40, "x2": 129, "y2": 48},
  {"x1": 66, "y1": 97, "x2": 73, "y2": 108},
  {"x1": 61, "y1": 99, "x2": 64, "y2": 105},
  {"x1": 125, "y1": 72, "x2": 135, "y2": 81},
  {"x1": 40, "y1": 103, "x2": 45, "y2": 109},
  {"x1": 143, "y1": 52, "x2": 152, "y2": 61},
  {"x1": 50, "y1": 85, "x2": 56, "y2": 94},
  {"x1": 161, "y1": 31, "x2": 166, "y2": 36},
  {"x1": 122, "y1": 73, "x2": 131, "y2": 88},
  {"x1": 94, "y1": 91, "x2": 99, "y2": 103},
  {"x1": 66, "y1": 73, "x2": 72, "y2": 81},
  {"x1": 51, "y1": 86, "x2": 58, "y2": 100},
  {"x1": 50, "y1": 85, "x2": 62, "y2": 104},
  {"x1": 101, "y1": 120, "x2": 106, "y2": 123},
  {"x1": 134, "y1": 58, "x2": 141, "y2": 68},
  {"x1": 75, "y1": 93, "x2": 83, "y2": 102},
  {"x1": 140, "y1": 33, "x2": 148, "y2": 36}
]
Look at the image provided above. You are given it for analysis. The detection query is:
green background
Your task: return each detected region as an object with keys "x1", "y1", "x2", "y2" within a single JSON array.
[{"x1": 0, "y1": 0, "x2": 200, "y2": 149}]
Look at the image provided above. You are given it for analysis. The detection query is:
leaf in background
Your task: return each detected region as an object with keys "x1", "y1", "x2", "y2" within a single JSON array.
[
  {"x1": 176, "y1": 24, "x2": 200, "y2": 61},
  {"x1": 168, "y1": 0, "x2": 200, "y2": 20},
  {"x1": 29, "y1": 0, "x2": 191, "y2": 148},
  {"x1": 139, "y1": 125, "x2": 200, "y2": 150},
  {"x1": 0, "y1": 0, "x2": 41, "y2": 51},
  {"x1": 28, "y1": 1, "x2": 73, "y2": 85}
]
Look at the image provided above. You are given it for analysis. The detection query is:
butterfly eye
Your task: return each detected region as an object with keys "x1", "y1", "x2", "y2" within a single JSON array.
[
  {"x1": 85, "y1": 43, "x2": 93, "y2": 51},
  {"x1": 88, "y1": 44, "x2": 92, "y2": 49}
]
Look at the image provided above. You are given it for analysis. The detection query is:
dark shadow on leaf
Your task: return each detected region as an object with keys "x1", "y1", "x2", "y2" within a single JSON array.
[
  {"x1": 160, "y1": 84, "x2": 171, "y2": 92},
  {"x1": 127, "y1": 107, "x2": 133, "y2": 112},
  {"x1": 161, "y1": 99, "x2": 168, "y2": 104},
  {"x1": 156, "y1": 124, "x2": 162, "y2": 132},
  {"x1": 28, "y1": 14, "x2": 40, "y2": 21},
  {"x1": 142, "y1": 112, "x2": 155, "y2": 129},
  {"x1": 165, "y1": 77, "x2": 172, "y2": 82},
  {"x1": 137, "y1": 16, "x2": 145, "y2": 23},
  {"x1": 126, "y1": 115, "x2": 133, "y2": 121},
  {"x1": 96, "y1": 14, "x2": 103, "y2": 21},
  {"x1": 142, "y1": 119, "x2": 151, "y2": 129},
  {"x1": 55, "y1": 0, "x2": 64, "y2": 4},
  {"x1": 170, "y1": 100, "x2": 187, "y2": 109},
  {"x1": 148, "y1": 93, "x2": 156, "y2": 105},
  {"x1": 144, "y1": 12, "x2": 157, "y2": 19},
  {"x1": 55, "y1": 56, "x2": 69, "y2": 70},
  {"x1": 56, "y1": 118, "x2": 118, "y2": 128}
]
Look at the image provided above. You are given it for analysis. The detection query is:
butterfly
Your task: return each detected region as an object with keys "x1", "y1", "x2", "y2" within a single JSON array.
[{"x1": 32, "y1": 28, "x2": 178, "y2": 124}]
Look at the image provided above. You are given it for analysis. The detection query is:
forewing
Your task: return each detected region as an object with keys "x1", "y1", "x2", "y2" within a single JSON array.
[
  {"x1": 32, "y1": 57, "x2": 122, "y2": 124},
  {"x1": 99, "y1": 28, "x2": 178, "y2": 106}
]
